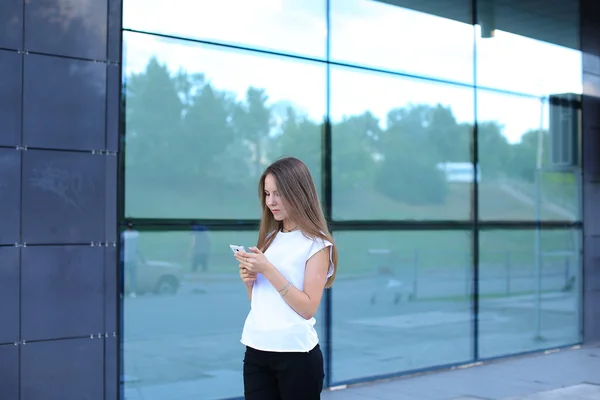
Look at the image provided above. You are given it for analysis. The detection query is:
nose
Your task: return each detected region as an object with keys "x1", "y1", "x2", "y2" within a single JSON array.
[{"x1": 267, "y1": 196, "x2": 276, "y2": 207}]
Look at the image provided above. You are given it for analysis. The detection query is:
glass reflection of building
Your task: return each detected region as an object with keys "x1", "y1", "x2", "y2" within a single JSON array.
[{"x1": 120, "y1": 1, "x2": 584, "y2": 398}]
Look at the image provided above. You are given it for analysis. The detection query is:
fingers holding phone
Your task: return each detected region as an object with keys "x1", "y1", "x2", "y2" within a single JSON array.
[
  {"x1": 239, "y1": 265, "x2": 256, "y2": 287},
  {"x1": 231, "y1": 245, "x2": 256, "y2": 286}
]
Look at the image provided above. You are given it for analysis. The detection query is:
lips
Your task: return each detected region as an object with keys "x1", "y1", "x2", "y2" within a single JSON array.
[{"x1": 271, "y1": 209, "x2": 280, "y2": 213}]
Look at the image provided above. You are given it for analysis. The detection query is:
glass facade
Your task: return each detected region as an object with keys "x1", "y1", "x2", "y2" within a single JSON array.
[{"x1": 120, "y1": 0, "x2": 583, "y2": 399}]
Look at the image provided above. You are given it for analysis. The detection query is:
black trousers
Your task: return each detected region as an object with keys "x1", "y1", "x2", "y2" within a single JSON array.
[{"x1": 243, "y1": 344, "x2": 324, "y2": 400}]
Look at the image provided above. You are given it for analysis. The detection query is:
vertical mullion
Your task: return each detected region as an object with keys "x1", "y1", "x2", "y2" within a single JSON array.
[
  {"x1": 104, "y1": 1, "x2": 111, "y2": 398},
  {"x1": 18, "y1": 2, "x2": 26, "y2": 399},
  {"x1": 323, "y1": 0, "x2": 333, "y2": 389},
  {"x1": 117, "y1": 8, "x2": 126, "y2": 400},
  {"x1": 472, "y1": 0, "x2": 480, "y2": 362}
]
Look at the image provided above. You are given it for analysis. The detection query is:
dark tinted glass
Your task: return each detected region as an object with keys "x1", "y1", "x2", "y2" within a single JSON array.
[
  {"x1": 24, "y1": 0, "x2": 107, "y2": 60},
  {"x1": 108, "y1": 0, "x2": 122, "y2": 62},
  {"x1": 0, "y1": 0, "x2": 22, "y2": 50},
  {"x1": 0, "y1": 50, "x2": 22, "y2": 147},
  {"x1": 105, "y1": 246, "x2": 117, "y2": 333},
  {"x1": 105, "y1": 334, "x2": 118, "y2": 399},
  {"x1": 23, "y1": 55, "x2": 106, "y2": 151},
  {"x1": 106, "y1": 64, "x2": 120, "y2": 152},
  {"x1": 22, "y1": 150, "x2": 105, "y2": 244},
  {"x1": 105, "y1": 155, "x2": 118, "y2": 243},
  {"x1": 21, "y1": 246, "x2": 104, "y2": 341},
  {"x1": 0, "y1": 247, "x2": 19, "y2": 344},
  {"x1": 0, "y1": 149, "x2": 21, "y2": 245},
  {"x1": 0, "y1": 344, "x2": 18, "y2": 399},
  {"x1": 20, "y1": 338, "x2": 103, "y2": 400}
]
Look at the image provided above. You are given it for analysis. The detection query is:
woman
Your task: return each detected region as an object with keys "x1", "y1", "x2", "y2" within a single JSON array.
[{"x1": 234, "y1": 157, "x2": 338, "y2": 400}]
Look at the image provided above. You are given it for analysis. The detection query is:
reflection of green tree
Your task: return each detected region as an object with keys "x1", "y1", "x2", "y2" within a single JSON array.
[
  {"x1": 183, "y1": 79, "x2": 235, "y2": 176},
  {"x1": 124, "y1": 58, "x2": 577, "y2": 218},
  {"x1": 478, "y1": 121, "x2": 511, "y2": 179},
  {"x1": 377, "y1": 106, "x2": 448, "y2": 204},
  {"x1": 125, "y1": 57, "x2": 183, "y2": 181},
  {"x1": 233, "y1": 87, "x2": 272, "y2": 178},
  {"x1": 275, "y1": 106, "x2": 323, "y2": 189},
  {"x1": 332, "y1": 112, "x2": 379, "y2": 191}
]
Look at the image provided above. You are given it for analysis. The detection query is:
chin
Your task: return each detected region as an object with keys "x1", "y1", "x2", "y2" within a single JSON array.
[{"x1": 273, "y1": 214, "x2": 285, "y2": 221}]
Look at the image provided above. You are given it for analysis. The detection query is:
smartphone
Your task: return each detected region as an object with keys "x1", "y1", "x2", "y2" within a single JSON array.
[{"x1": 229, "y1": 244, "x2": 247, "y2": 254}]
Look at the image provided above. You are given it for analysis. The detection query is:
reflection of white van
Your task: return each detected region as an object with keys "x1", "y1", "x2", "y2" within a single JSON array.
[{"x1": 436, "y1": 162, "x2": 481, "y2": 183}]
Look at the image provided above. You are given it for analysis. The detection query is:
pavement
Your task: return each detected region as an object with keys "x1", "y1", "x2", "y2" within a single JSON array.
[{"x1": 321, "y1": 344, "x2": 600, "y2": 400}]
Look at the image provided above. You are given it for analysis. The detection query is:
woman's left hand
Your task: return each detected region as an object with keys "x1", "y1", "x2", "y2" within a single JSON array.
[{"x1": 236, "y1": 247, "x2": 273, "y2": 275}]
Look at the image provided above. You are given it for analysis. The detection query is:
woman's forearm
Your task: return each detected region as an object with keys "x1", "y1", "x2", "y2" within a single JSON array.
[
  {"x1": 246, "y1": 284, "x2": 253, "y2": 301},
  {"x1": 262, "y1": 264, "x2": 317, "y2": 320}
]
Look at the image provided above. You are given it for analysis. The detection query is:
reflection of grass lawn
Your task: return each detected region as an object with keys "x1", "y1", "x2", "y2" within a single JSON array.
[
  {"x1": 125, "y1": 176, "x2": 261, "y2": 219},
  {"x1": 334, "y1": 182, "x2": 571, "y2": 220},
  {"x1": 127, "y1": 180, "x2": 577, "y2": 275},
  {"x1": 127, "y1": 180, "x2": 572, "y2": 221}
]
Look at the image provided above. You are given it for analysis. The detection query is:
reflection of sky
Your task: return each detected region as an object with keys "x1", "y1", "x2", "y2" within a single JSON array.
[{"x1": 122, "y1": 0, "x2": 581, "y2": 143}]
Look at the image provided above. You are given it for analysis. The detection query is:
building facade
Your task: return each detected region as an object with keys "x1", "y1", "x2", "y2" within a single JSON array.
[{"x1": 0, "y1": 0, "x2": 599, "y2": 399}]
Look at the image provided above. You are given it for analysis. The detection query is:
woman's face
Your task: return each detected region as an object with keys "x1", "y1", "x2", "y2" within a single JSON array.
[{"x1": 264, "y1": 174, "x2": 289, "y2": 222}]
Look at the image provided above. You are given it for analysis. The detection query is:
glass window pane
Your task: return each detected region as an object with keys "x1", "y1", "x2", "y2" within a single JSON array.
[
  {"x1": 123, "y1": 0, "x2": 326, "y2": 59},
  {"x1": 122, "y1": 228, "x2": 328, "y2": 399},
  {"x1": 331, "y1": 231, "x2": 472, "y2": 383},
  {"x1": 331, "y1": 66, "x2": 474, "y2": 220},
  {"x1": 124, "y1": 32, "x2": 325, "y2": 219},
  {"x1": 331, "y1": 0, "x2": 474, "y2": 84},
  {"x1": 475, "y1": 0, "x2": 581, "y2": 96},
  {"x1": 477, "y1": 90, "x2": 580, "y2": 221},
  {"x1": 122, "y1": 229, "x2": 252, "y2": 399},
  {"x1": 478, "y1": 229, "x2": 582, "y2": 359}
]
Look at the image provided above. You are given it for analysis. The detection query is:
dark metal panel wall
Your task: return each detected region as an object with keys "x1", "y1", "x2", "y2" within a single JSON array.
[
  {"x1": 581, "y1": 0, "x2": 600, "y2": 344},
  {"x1": 0, "y1": 0, "x2": 122, "y2": 399}
]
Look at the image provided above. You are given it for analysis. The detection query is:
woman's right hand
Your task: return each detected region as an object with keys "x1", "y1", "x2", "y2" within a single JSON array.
[{"x1": 239, "y1": 265, "x2": 257, "y2": 287}]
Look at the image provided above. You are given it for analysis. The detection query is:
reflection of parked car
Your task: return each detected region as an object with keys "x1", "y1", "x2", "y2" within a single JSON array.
[{"x1": 125, "y1": 256, "x2": 184, "y2": 296}]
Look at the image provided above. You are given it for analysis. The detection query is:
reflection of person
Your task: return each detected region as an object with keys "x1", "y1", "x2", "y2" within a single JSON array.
[
  {"x1": 122, "y1": 225, "x2": 140, "y2": 298},
  {"x1": 189, "y1": 225, "x2": 210, "y2": 293},
  {"x1": 234, "y1": 157, "x2": 338, "y2": 400}
]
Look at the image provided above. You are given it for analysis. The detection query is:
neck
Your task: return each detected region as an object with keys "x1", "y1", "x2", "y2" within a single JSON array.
[{"x1": 282, "y1": 222, "x2": 297, "y2": 232}]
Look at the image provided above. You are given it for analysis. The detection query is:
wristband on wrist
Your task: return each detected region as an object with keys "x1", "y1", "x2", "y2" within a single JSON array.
[{"x1": 278, "y1": 282, "x2": 292, "y2": 297}]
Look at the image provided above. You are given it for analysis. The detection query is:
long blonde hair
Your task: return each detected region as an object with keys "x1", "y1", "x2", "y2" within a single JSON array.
[{"x1": 257, "y1": 157, "x2": 338, "y2": 288}]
